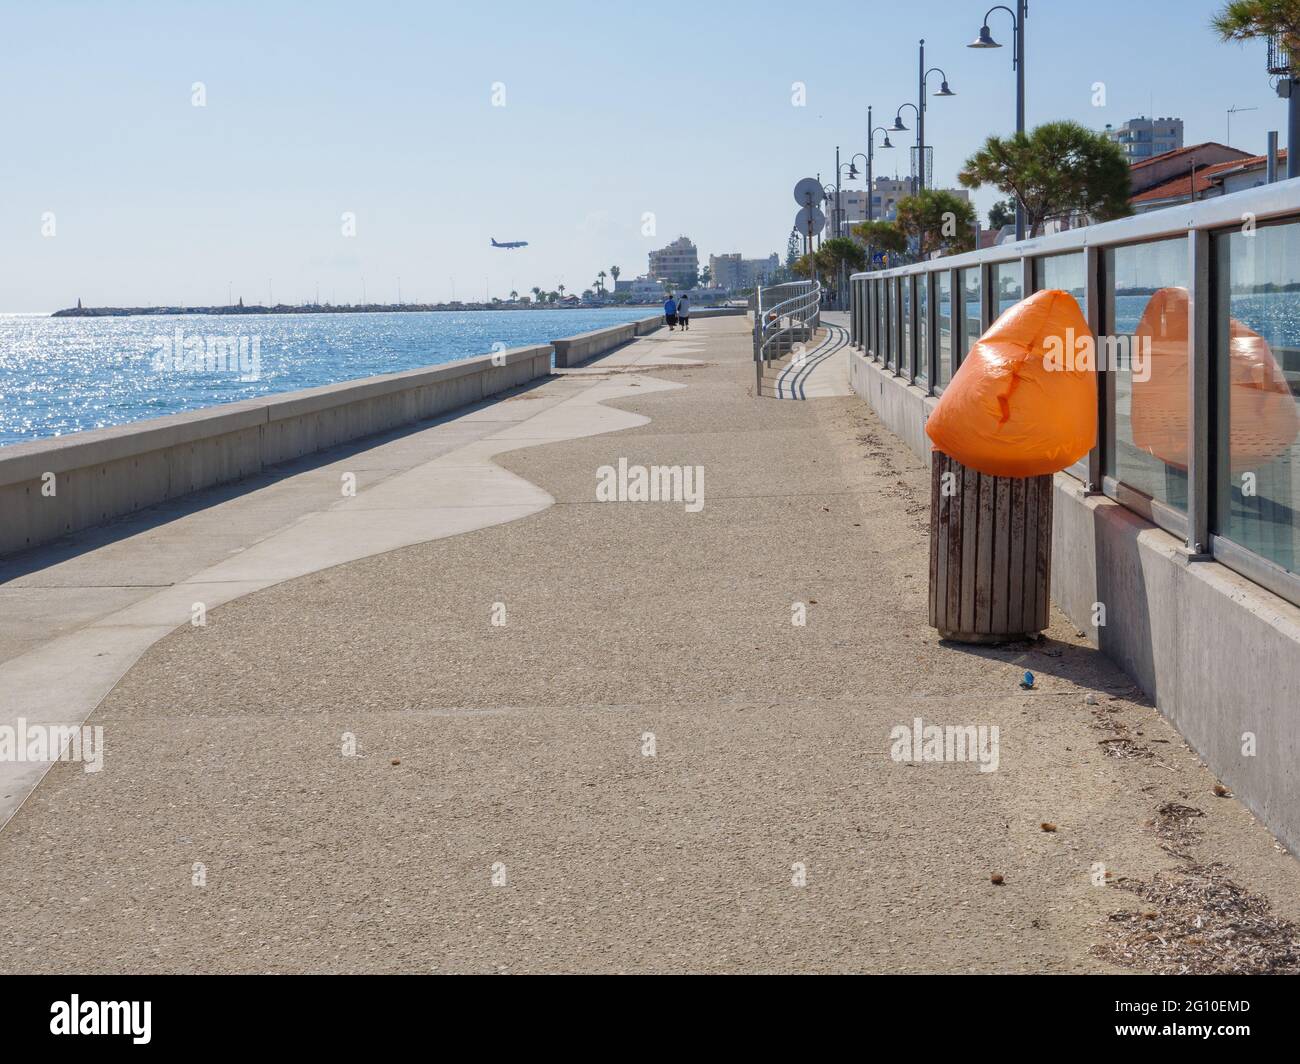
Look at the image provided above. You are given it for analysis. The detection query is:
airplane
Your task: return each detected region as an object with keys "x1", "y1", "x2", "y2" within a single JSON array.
[{"x1": 491, "y1": 237, "x2": 528, "y2": 249}]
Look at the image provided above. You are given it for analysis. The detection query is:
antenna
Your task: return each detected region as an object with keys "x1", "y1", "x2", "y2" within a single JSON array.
[{"x1": 1227, "y1": 104, "x2": 1258, "y2": 145}]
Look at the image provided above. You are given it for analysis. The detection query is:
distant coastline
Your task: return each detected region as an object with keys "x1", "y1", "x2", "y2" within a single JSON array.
[{"x1": 50, "y1": 301, "x2": 664, "y2": 318}]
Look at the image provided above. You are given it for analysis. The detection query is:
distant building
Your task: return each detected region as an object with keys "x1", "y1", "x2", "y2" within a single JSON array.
[
  {"x1": 707, "y1": 252, "x2": 779, "y2": 289},
  {"x1": 617, "y1": 277, "x2": 668, "y2": 300},
  {"x1": 856, "y1": 177, "x2": 970, "y2": 223},
  {"x1": 648, "y1": 237, "x2": 699, "y2": 288},
  {"x1": 871, "y1": 176, "x2": 917, "y2": 221},
  {"x1": 831, "y1": 189, "x2": 871, "y2": 233},
  {"x1": 1104, "y1": 116, "x2": 1185, "y2": 163}
]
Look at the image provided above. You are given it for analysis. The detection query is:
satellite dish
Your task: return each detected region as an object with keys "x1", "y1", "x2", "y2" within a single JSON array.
[
  {"x1": 795, "y1": 205, "x2": 826, "y2": 236},
  {"x1": 793, "y1": 178, "x2": 825, "y2": 207}
]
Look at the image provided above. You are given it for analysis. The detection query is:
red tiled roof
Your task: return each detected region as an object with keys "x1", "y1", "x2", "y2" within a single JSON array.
[
  {"x1": 1128, "y1": 142, "x2": 1242, "y2": 171},
  {"x1": 1130, "y1": 149, "x2": 1289, "y2": 205}
]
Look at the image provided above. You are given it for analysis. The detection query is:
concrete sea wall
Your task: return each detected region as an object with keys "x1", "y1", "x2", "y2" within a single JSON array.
[{"x1": 0, "y1": 344, "x2": 552, "y2": 557}]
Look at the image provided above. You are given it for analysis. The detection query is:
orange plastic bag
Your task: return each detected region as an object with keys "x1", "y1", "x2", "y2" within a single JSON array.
[
  {"x1": 1130, "y1": 286, "x2": 1297, "y2": 473},
  {"x1": 926, "y1": 289, "x2": 1096, "y2": 477}
]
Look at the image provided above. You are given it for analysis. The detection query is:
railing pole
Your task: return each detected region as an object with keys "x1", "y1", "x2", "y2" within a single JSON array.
[{"x1": 1186, "y1": 229, "x2": 1211, "y2": 556}]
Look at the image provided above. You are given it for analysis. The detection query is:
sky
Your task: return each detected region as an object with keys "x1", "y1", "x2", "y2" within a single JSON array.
[{"x1": 0, "y1": 0, "x2": 1288, "y2": 311}]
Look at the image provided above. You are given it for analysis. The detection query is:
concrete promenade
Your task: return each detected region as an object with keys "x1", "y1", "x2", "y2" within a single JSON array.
[{"x1": 2, "y1": 314, "x2": 1299, "y2": 973}]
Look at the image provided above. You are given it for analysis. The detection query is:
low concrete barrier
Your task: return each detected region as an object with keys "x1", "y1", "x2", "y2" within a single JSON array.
[
  {"x1": 551, "y1": 322, "x2": 640, "y2": 368},
  {"x1": 846, "y1": 345, "x2": 1300, "y2": 856},
  {"x1": 689, "y1": 306, "x2": 748, "y2": 319},
  {"x1": 0, "y1": 344, "x2": 552, "y2": 558}
]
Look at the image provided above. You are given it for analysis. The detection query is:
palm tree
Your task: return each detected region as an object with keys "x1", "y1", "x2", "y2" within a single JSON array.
[
  {"x1": 558, "y1": 284, "x2": 566, "y2": 299},
  {"x1": 610, "y1": 265, "x2": 620, "y2": 287},
  {"x1": 530, "y1": 286, "x2": 542, "y2": 301},
  {"x1": 509, "y1": 289, "x2": 518, "y2": 302},
  {"x1": 598, "y1": 270, "x2": 607, "y2": 294}
]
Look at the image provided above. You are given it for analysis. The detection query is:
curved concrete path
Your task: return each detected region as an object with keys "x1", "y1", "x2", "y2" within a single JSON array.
[
  {"x1": 0, "y1": 372, "x2": 682, "y2": 827},
  {"x1": 772, "y1": 318, "x2": 852, "y2": 400}
]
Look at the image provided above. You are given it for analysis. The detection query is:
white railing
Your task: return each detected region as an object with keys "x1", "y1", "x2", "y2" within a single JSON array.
[{"x1": 753, "y1": 281, "x2": 822, "y2": 390}]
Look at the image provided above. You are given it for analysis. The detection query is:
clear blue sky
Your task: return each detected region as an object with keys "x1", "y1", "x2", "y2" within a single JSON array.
[{"x1": 0, "y1": 0, "x2": 1285, "y2": 311}]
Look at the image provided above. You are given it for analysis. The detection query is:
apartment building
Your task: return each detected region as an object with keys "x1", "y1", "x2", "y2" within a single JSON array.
[
  {"x1": 647, "y1": 237, "x2": 699, "y2": 288},
  {"x1": 1104, "y1": 116, "x2": 1185, "y2": 163}
]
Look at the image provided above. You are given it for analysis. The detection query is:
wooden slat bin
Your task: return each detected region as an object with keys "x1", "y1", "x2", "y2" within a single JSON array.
[{"x1": 929, "y1": 450, "x2": 1053, "y2": 644}]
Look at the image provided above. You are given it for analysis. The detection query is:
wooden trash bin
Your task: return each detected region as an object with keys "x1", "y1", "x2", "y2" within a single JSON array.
[{"x1": 929, "y1": 450, "x2": 1053, "y2": 644}]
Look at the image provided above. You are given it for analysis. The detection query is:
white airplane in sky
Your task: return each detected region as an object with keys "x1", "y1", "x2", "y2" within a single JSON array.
[{"x1": 490, "y1": 237, "x2": 528, "y2": 249}]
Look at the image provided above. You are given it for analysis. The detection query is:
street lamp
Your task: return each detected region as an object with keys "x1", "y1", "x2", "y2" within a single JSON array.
[
  {"x1": 915, "y1": 39, "x2": 957, "y2": 194},
  {"x1": 854, "y1": 110, "x2": 894, "y2": 271},
  {"x1": 891, "y1": 102, "x2": 923, "y2": 202},
  {"x1": 820, "y1": 181, "x2": 837, "y2": 251},
  {"x1": 969, "y1": 2, "x2": 1027, "y2": 239},
  {"x1": 834, "y1": 148, "x2": 858, "y2": 240}
]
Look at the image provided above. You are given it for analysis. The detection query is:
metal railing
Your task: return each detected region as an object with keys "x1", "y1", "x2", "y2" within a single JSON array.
[
  {"x1": 847, "y1": 176, "x2": 1300, "y2": 611},
  {"x1": 753, "y1": 280, "x2": 822, "y2": 391}
]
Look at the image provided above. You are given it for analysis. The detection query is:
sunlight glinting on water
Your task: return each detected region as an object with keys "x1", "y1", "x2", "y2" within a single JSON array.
[{"x1": 0, "y1": 309, "x2": 651, "y2": 445}]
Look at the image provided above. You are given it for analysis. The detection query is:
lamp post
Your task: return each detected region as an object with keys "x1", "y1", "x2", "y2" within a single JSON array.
[
  {"x1": 916, "y1": 39, "x2": 957, "y2": 194},
  {"x1": 859, "y1": 108, "x2": 894, "y2": 223},
  {"x1": 835, "y1": 146, "x2": 842, "y2": 241},
  {"x1": 969, "y1": 1, "x2": 1028, "y2": 240},
  {"x1": 890, "y1": 103, "x2": 921, "y2": 198},
  {"x1": 1267, "y1": 36, "x2": 1300, "y2": 180},
  {"x1": 833, "y1": 148, "x2": 861, "y2": 307}
]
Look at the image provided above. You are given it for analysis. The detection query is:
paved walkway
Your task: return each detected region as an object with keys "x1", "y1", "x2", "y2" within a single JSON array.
[
  {"x1": 770, "y1": 312, "x2": 852, "y2": 399},
  {"x1": 2, "y1": 313, "x2": 1298, "y2": 973}
]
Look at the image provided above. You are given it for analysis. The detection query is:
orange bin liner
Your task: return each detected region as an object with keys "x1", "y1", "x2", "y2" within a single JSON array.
[{"x1": 926, "y1": 289, "x2": 1095, "y2": 477}]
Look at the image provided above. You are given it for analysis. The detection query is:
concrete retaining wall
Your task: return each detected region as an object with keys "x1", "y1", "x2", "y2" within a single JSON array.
[
  {"x1": 690, "y1": 306, "x2": 748, "y2": 319},
  {"x1": 848, "y1": 347, "x2": 1300, "y2": 854},
  {"x1": 552, "y1": 323, "x2": 640, "y2": 368},
  {"x1": 0, "y1": 344, "x2": 553, "y2": 558}
]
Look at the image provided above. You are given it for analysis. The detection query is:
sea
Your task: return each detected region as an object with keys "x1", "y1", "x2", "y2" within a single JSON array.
[{"x1": 0, "y1": 308, "x2": 654, "y2": 446}]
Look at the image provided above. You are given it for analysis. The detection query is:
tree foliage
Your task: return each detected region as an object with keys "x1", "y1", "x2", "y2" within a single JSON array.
[
  {"x1": 815, "y1": 236, "x2": 867, "y2": 275},
  {"x1": 786, "y1": 230, "x2": 803, "y2": 267},
  {"x1": 851, "y1": 219, "x2": 909, "y2": 255},
  {"x1": 894, "y1": 190, "x2": 978, "y2": 256},
  {"x1": 958, "y1": 120, "x2": 1132, "y2": 237},
  {"x1": 1212, "y1": 0, "x2": 1300, "y2": 46},
  {"x1": 988, "y1": 196, "x2": 1017, "y2": 230}
]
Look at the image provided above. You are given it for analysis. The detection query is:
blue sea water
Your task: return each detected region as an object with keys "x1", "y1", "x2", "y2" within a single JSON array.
[{"x1": 0, "y1": 308, "x2": 653, "y2": 446}]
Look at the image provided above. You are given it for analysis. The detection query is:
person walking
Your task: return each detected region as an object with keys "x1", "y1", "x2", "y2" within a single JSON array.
[
  {"x1": 676, "y1": 294, "x2": 690, "y2": 331},
  {"x1": 663, "y1": 293, "x2": 677, "y2": 331}
]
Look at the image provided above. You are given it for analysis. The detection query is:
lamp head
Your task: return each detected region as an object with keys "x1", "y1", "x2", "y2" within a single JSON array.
[
  {"x1": 969, "y1": 25, "x2": 1000, "y2": 48},
  {"x1": 935, "y1": 80, "x2": 956, "y2": 97}
]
